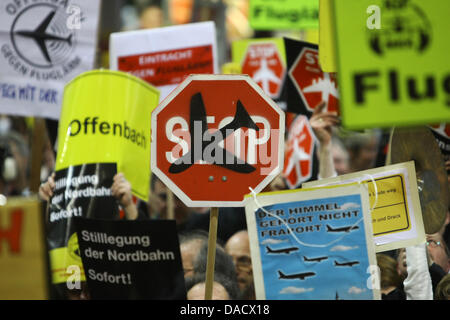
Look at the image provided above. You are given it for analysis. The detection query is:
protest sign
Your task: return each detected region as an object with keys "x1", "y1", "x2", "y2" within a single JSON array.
[
  {"x1": 222, "y1": 62, "x2": 241, "y2": 75},
  {"x1": 282, "y1": 115, "x2": 319, "y2": 188},
  {"x1": 232, "y1": 38, "x2": 286, "y2": 101},
  {"x1": 0, "y1": 0, "x2": 100, "y2": 119},
  {"x1": 152, "y1": 74, "x2": 285, "y2": 298},
  {"x1": 74, "y1": 217, "x2": 185, "y2": 299},
  {"x1": 0, "y1": 196, "x2": 48, "y2": 299},
  {"x1": 55, "y1": 70, "x2": 159, "y2": 200},
  {"x1": 249, "y1": 0, "x2": 319, "y2": 31},
  {"x1": 303, "y1": 161, "x2": 426, "y2": 252},
  {"x1": 48, "y1": 163, "x2": 119, "y2": 284},
  {"x1": 332, "y1": 0, "x2": 450, "y2": 129},
  {"x1": 245, "y1": 184, "x2": 379, "y2": 300},
  {"x1": 151, "y1": 74, "x2": 285, "y2": 207},
  {"x1": 48, "y1": 70, "x2": 159, "y2": 285},
  {"x1": 110, "y1": 21, "x2": 218, "y2": 103},
  {"x1": 284, "y1": 38, "x2": 339, "y2": 116},
  {"x1": 318, "y1": 0, "x2": 337, "y2": 72}
]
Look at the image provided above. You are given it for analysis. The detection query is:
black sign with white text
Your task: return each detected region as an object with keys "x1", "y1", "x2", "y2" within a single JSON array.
[{"x1": 74, "y1": 217, "x2": 186, "y2": 300}]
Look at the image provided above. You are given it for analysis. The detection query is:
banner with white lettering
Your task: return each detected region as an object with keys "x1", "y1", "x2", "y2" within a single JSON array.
[
  {"x1": 245, "y1": 184, "x2": 379, "y2": 300},
  {"x1": 48, "y1": 162, "x2": 119, "y2": 285},
  {"x1": 109, "y1": 21, "x2": 218, "y2": 103},
  {"x1": 74, "y1": 217, "x2": 186, "y2": 299},
  {"x1": 0, "y1": 0, "x2": 100, "y2": 119},
  {"x1": 47, "y1": 70, "x2": 158, "y2": 292}
]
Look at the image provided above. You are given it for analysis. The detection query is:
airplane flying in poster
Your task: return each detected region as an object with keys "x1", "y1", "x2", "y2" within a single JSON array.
[{"x1": 278, "y1": 270, "x2": 316, "y2": 280}]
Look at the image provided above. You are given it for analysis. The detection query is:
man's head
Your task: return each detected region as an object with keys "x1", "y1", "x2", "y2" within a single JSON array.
[
  {"x1": 179, "y1": 230, "x2": 208, "y2": 279},
  {"x1": 185, "y1": 272, "x2": 239, "y2": 300},
  {"x1": 343, "y1": 130, "x2": 380, "y2": 173},
  {"x1": 187, "y1": 281, "x2": 230, "y2": 300},
  {"x1": 331, "y1": 136, "x2": 350, "y2": 175},
  {"x1": 149, "y1": 174, "x2": 190, "y2": 224},
  {"x1": 225, "y1": 230, "x2": 254, "y2": 297},
  {"x1": 139, "y1": 5, "x2": 163, "y2": 29}
]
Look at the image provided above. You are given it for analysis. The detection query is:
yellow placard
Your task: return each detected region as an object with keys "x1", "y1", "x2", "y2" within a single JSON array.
[
  {"x1": 364, "y1": 174, "x2": 410, "y2": 235},
  {"x1": 303, "y1": 161, "x2": 426, "y2": 252},
  {"x1": 0, "y1": 197, "x2": 47, "y2": 299},
  {"x1": 49, "y1": 235, "x2": 86, "y2": 284},
  {"x1": 55, "y1": 70, "x2": 160, "y2": 201},
  {"x1": 318, "y1": 0, "x2": 337, "y2": 72},
  {"x1": 222, "y1": 62, "x2": 242, "y2": 75}
]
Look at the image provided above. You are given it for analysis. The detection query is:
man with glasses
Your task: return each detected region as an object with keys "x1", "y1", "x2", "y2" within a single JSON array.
[
  {"x1": 225, "y1": 230, "x2": 255, "y2": 300},
  {"x1": 426, "y1": 233, "x2": 450, "y2": 274}
]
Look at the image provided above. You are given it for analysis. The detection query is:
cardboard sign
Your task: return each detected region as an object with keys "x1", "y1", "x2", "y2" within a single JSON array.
[
  {"x1": 303, "y1": 161, "x2": 426, "y2": 252},
  {"x1": 282, "y1": 115, "x2": 318, "y2": 188},
  {"x1": 110, "y1": 21, "x2": 218, "y2": 103},
  {"x1": 318, "y1": 0, "x2": 337, "y2": 72},
  {"x1": 333, "y1": 0, "x2": 450, "y2": 129},
  {"x1": 56, "y1": 70, "x2": 159, "y2": 201},
  {"x1": 48, "y1": 70, "x2": 159, "y2": 284},
  {"x1": 232, "y1": 38, "x2": 286, "y2": 100},
  {"x1": 249, "y1": 0, "x2": 319, "y2": 31},
  {"x1": 0, "y1": 196, "x2": 48, "y2": 299},
  {"x1": 245, "y1": 184, "x2": 379, "y2": 300},
  {"x1": 74, "y1": 217, "x2": 186, "y2": 299},
  {"x1": 284, "y1": 38, "x2": 339, "y2": 116},
  {"x1": 151, "y1": 74, "x2": 285, "y2": 207},
  {"x1": 0, "y1": 0, "x2": 100, "y2": 119},
  {"x1": 48, "y1": 163, "x2": 120, "y2": 284}
]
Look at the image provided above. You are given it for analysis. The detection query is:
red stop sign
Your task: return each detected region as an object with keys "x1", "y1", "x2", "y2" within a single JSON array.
[
  {"x1": 282, "y1": 115, "x2": 316, "y2": 189},
  {"x1": 151, "y1": 75, "x2": 285, "y2": 207},
  {"x1": 241, "y1": 42, "x2": 285, "y2": 99},
  {"x1": 289, "y1": 47, "x2": 339, "y2": 113}
]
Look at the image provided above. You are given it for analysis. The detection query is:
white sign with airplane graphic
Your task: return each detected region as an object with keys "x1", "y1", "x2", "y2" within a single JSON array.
[
  {"x1": 0, "y1": 0, "x2": 100, "y2": 119},
  {"x1": 245, "y1": 184, "x2": 379, "y2": 300}
]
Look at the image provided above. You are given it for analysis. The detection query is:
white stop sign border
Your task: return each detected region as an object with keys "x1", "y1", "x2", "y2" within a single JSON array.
[{"x1": 151, "y1": 74, "x2": 285, "y2": 207}]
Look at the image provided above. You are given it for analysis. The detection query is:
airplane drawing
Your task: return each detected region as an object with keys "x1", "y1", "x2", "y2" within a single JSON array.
[
  {"x1": 169, "y1": 92, "x2": 259, "y2": 174},
  {"x1": 266, "y1": 245, "x2": 299, "y2": 254},
  {"x1": 253, "y1": 58, "x2": 281, "y2": 95},
  {"x1": 284, "y1": 132, "x2": 310, "y2": 178},
  {"x1": 303, "y1": 72, "x2": 339, "y2": 104},
  {"x1": 14, "y1": 11, "x2": 73, "y2": 63},
  {"x1": 278, "y1": 270, "x2": 316, "y2": 280},
  {"x1": 303, "y1": 255, "x2": 328, "y2": 263},
  {"x1": 326, "y1": 224, "x2": 359, "y2": 233},
  {"x1": 334, "y1": 260, "x2": 360, "y2": 267}
]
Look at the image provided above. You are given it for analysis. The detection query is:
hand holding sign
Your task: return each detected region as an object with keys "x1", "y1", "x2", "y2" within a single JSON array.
[
  {"x1": 40, "y1": 171, "x2": 138, "y2": 220},
  {"x1": 111, "y1": 173, "x2": 138, "y2": 220},
  {"x1": 39, "y1": 172, "x2": 56, "y2": 202},
  {"x1": 309, "y1": 101, "x2": 340, "y2": 146}
]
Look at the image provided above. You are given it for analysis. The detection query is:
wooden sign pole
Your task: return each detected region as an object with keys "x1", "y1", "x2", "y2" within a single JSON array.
[
  {"x1": 204, "y1": 207, "x2": 219, "y2": 300},
  {"x1": 167, "y1": 189, "x2": 175, "y2": 220}
]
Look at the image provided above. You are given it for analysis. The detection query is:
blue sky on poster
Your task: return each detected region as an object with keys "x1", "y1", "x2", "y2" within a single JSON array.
[{"x1": 255, "y1": 194, "x2": 374, "y2": 300}]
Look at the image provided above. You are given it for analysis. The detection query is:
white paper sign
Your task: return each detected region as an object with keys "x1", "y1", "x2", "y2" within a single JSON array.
[
  {"x1": 245, "y1": 184, "x2": 379, "y2": 300},
  {"x1": 0, "y1": 0, "x2": 101, "y2": 119},
  {"x1": 109, "y1": 21, "x2": 218, "y2": 103},
  {"x1": 303, "y1": 161, "x2": 426, "y2": 252}
]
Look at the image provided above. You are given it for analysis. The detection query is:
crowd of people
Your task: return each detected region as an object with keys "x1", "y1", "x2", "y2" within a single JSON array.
[
  {"x1": 1, "y1": 1, "x2": 449, "y2": 301},
  {"x1": 2, "y1": 96, "x2": 448, "y2": 300}
]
